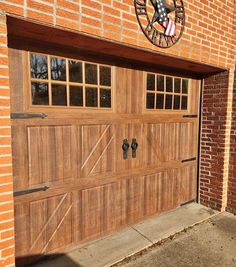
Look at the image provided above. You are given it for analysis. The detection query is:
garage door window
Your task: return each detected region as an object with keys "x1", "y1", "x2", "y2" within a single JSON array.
[
  {"x1": 146, "y1": 73, "x2": 189, "y2": 111},
  {"x1": 30, "y1": 53, "x2": 112, "y2": 109}
]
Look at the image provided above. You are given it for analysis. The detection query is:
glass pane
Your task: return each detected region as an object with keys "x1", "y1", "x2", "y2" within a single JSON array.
[
  {"x1": 182, "y1": 79, "x2": 188, "y2": 94},
  {"x1": 51, "y1": 57, "x2": 66, "y2": 81},
  {"x1": 157, "y1": 75, "x2": 164, "y2": 92},
  {"x1": 100, "y1": 66, "x2": 111, "y2": 86},
  {"x1": 100, "y1": 89, "x2": 111, "y2": 108},
  {"x1": 69, "y1": 60, "x2": 82, "y2": 83},
  {"x1": 85, "y1": 63, "x2": 97, "y2": 84},
  {"x1": 165, "y1": 94, "x2": 173, "y2": 109},
  {"x1": 174, "y1": 78, "x2": 181, "y2": 93},
  {"x1": 156, "y1": 94, "x2": 164, "y2": 109},
  {"x1": 166, "y1": 76, "x2": 173, "y2": 92},
  {"x1": 52, "y1": 84, "x2": 67, "y2": 106},
  {"x1": 31, "y1": 82, "x2": 49, "y2": 105},
  {"x1": 174, "y1": 95, "x2": 180, "y2": 110},
  {"x1": 147, "y1": 74, "x2": 155, "y2": 91},
  {"x1": 181, "y1": 96, "x2": 188, "y2": 110},
  {"x1": 146, "y1": 93, "x2": 155, "y2": 109},
  {"x1": 70, "y1": 86, "x2": 83, "y2": 107},
  {"x1": 30, "y1": 54, "x2": 48, "y2": 79},
  {"x1": 86, "y1": 87, "x2": 98, "y2": 107}
]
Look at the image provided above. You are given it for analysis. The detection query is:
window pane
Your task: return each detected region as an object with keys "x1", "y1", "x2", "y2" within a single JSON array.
[
  {"x1": 86, "y1": 87, "x2": 98, "y2": 107},
  {"x1": 174, "y1": 95, "x2": 180, "y2": 110},
  {"x1": 165, "y1": 94, "x2": 173, "y2": 109},
  {"x1": 182, "y1": 79, "x2": 188, "y2": 94},
  {"x1": 174, "y1": 78, "x2": 181, "y2": 93},
  {"x1": 100, "y1": 66, "x2": 111, "y2": 86},
  {"x1": 100, "y1": 89, "x2": 111, "y2": 108},
  {"x1": 31, "y1": 82, "x2": 49, "y2": 105},
  {"x1": 69, "y1": 60, "x2": 82, "y2": 83},
  {"x1": 85, "y1": 64, "x2": 97, "y2": 84},
  {"x1": 157, "y1": 75, "x2": 164, "y2": 92},
  {"x1": 166, "y1": 76, "x2": 173, "y2": 92},
  {"x1": 52, "y1": 84, "x2": 67, "y2": 106},
  {"x1": 156, "y1": 94, "x2": 164, "y2": 109},
  {"x1": 181, "y1": 96, "x2": 188, "y2": 110},
  {"x1": 70, "y1": 86, "x2": 83, "y2": 107},
  {"x1": 51, "y1": 57, "x2": 66, "y2": 81},
  {"x1": 146, "y1": 93, "x2": 155, "y2": 109},
  {"x1": 30, "y1": 54, "x2": 48, "y2": 79},
  {"x1": 147, "y1": 74, "x2": 155, "y2": 91}
]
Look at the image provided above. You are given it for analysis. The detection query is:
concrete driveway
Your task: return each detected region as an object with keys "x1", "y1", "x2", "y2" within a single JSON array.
[{"x1": 117, "y1": 212, "x2": 236, "y2": 267}]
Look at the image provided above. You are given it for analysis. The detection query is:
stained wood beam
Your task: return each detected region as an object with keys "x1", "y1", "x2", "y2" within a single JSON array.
[{"x1": 7, "y1": 16, "x2": 226, "y2": 79}]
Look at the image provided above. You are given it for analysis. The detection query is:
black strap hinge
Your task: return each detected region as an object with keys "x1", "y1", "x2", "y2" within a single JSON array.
[
  {"x1": 183, "y1": 114, "x2": 198, "y2": 118},
  {"x1": 11, "y1": 113, "x2": 47, "y2": 119},
  {"x1": 14, "y1": 186, "x2": 49, "y2": 197},
  {"x1": 181, "y1": 157, "x2": 197, "y2": 163}
]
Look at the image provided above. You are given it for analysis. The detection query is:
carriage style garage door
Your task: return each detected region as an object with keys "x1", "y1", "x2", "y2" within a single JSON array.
[{"x1": 9, "y1": 49, "x2": 200, "y2": 266}]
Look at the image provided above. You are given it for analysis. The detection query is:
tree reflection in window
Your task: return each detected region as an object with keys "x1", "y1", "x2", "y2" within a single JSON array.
[
  {"x1": 51, "y1": 57, "x2": 66, "y2": 81},
  {"x1": 30, "y1": 54, "x2": 48, "y2": 79},
  {"x1": 30, "y1": 53, "x2": 112, "y2": 109}
]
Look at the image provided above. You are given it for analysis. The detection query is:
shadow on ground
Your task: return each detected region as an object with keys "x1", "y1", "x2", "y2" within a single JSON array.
[{"x1": 16, "y1": 254, "x2": 82, "y2": 267}]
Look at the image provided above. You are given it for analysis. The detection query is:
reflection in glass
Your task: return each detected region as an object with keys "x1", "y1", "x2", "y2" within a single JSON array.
[
  {"x1": 52, "y1": 84, "x2": 67, "y2": 106},
  {"x1": 30, "y1": 54, "x2": 48, "y2": 79},
  {"x1": 166, "y1": 76, "x2": 173, "y2": 92},
  {"x1": 51, "y1": 57, "x2": 66, "y2": 81},
  {"x1": 165, "y1": 94, "x2": 172, "y2": 109},
  {"x1": 69, "y1": 60, "x2": 82, "y2": 83},
  {"x1": 100, "y1": 66, "x2": 111, "y2": 86},
  {"x1": 146, "y1": 93, "x2": 155, "y2": 109},
  {"x1": 156, "y1": 94, "x2": 164, "y2": 109},
  {"x1": 70, "y1": 86, "x2": 83, "y2": 106},
  {"x1": 181, "y1": 96, "x2": 188, "y2": 110},
  {"x1": 174, "y1": 78, "x2": 181, "y2": 93},
  {"x1": 182, "y1": 79, "x2": 188, "y2": 94},
  {"x1": 174, "y1": 95, "x2": 180, "y2": 110},
  {"x1": 86, "y1": 87, "x2": 98, "y2": 107},
  {"x1": 157, "y1": 75, "x2": 164, "y2": 91},
  {"x1": 85, "y1": 64, "x2": 97, "y2": 84},
  {"x1": 100, "y1": 89, "x2": 111, "y2": 108},
  {"x1": 147, "y1": 74, "x2": 155, "y2": 91},
  {"x1": 31, "y1": 82, "x2": 49, "y2": 105}
]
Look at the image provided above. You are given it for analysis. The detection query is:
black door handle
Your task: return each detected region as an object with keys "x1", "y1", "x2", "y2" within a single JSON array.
[
  {"x1": 131, "y1": 138, "x2": 138, "y2": 158},
  {"x1": 122, "y1": 139, "x2": 129, "y2": 160}
]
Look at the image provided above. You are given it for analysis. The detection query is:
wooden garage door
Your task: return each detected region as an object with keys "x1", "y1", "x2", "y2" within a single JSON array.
[{"x1": 9, "y1": 50, "x2": 200, "y2": 266}]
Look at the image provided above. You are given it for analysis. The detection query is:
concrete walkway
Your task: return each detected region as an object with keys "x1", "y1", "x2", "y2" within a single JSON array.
[
  {"x1": 119, "y1": 212, "x2": 236, "y2": 267},
  {"x1": 33, "y1": 203, "x2": 219, "y2": 267}
]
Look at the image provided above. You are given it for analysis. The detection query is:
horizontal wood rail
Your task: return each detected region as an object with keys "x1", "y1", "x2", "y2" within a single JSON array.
[{"x1": 14, "y1": 159, "x2": 196, "y2": 203}]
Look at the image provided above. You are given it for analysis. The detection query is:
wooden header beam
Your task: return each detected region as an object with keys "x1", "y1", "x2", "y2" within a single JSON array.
[{"x1": 7, "y1": 16, "x2": 226, "y2": 79}]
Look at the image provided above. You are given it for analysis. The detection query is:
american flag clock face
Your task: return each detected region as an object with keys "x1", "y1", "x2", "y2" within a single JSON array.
[{"x1": 134, "y1": 0, "x2": 185, "y2": 48}]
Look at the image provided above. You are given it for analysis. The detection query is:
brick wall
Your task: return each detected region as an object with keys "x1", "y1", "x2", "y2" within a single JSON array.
[
  {"x1": 200, "y1": 71, "x2": 230, "y2": 211},
  {"x1": 227, "y1": 68, "x2": 236, "y2": 214},
  {"x1": 0, "y1": 0, "x2": 235, "y2": 266},
  {"x1": 0, "y1": 0, "x2": 235, "y2": 70},
  {"x1": 0, "y1": 13, "x2": 15, "y2": 267}
]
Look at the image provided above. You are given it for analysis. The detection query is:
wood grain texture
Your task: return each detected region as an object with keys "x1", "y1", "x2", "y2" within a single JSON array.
[{"x1": 10, "y1": 49, "x2": 200, "y2": 266}]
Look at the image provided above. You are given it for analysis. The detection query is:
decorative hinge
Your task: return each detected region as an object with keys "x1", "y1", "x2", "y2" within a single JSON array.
[
  {"x1": 11, "y1": 113, "x2": 47, "y2": 119},
  {"x1": 14, "y1": 186, "x2": 49, "y2": 197},
  {"x1": 181, "y1": 157, "x2": 197, "y2": 163},
  {"x1": 183, "y1": 114, "x2": 198, "y2": 118}
]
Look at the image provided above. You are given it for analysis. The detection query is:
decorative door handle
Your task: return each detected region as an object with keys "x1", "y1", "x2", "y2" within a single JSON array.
[
  {"x1": 122, "y1": 139, "x2": 129, "y2": 160},
  {"x1": 131, "y1": 138, "x2": 138, "y2": 158}
]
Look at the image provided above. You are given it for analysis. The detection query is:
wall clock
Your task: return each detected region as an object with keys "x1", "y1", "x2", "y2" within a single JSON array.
[{"x1": 134, "y1": 0, "x2": 185, "y2": 48}]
